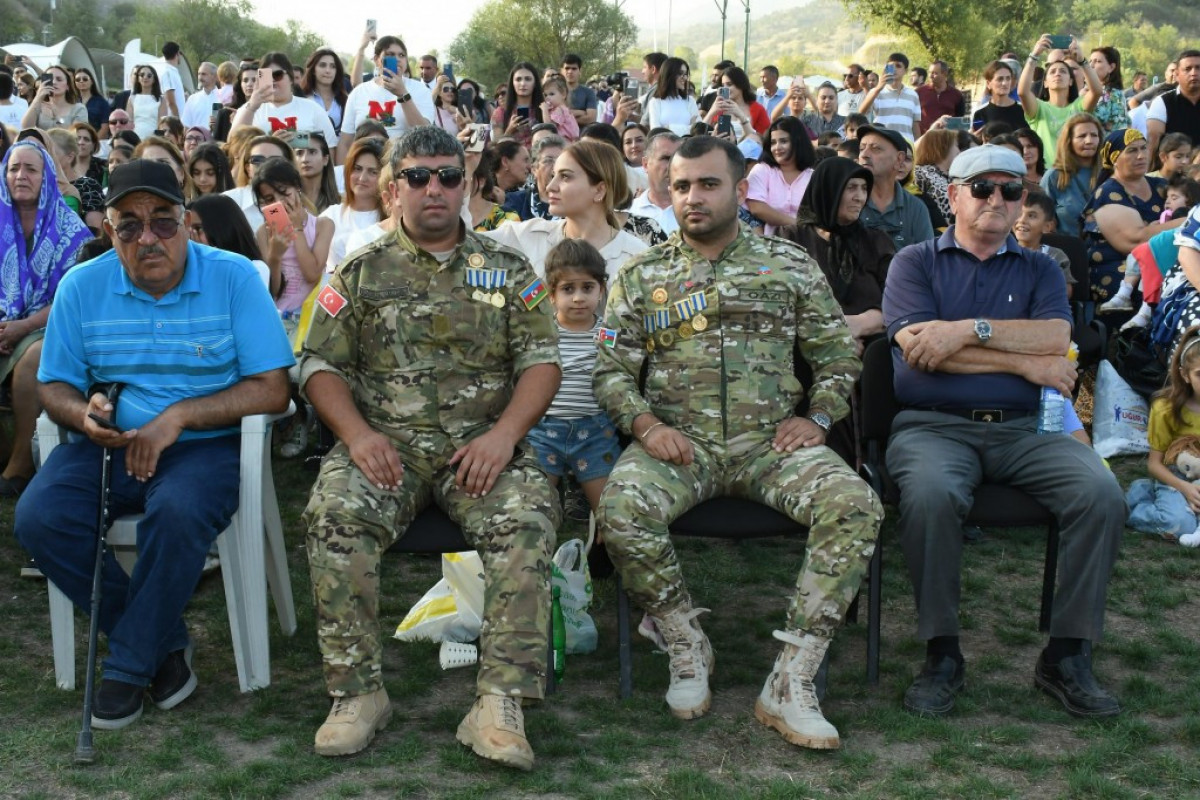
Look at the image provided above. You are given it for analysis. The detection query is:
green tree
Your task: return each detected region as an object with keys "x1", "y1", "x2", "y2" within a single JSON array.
[{"x1": 447, "y1": 0, "x2": 637, "y2": 90}]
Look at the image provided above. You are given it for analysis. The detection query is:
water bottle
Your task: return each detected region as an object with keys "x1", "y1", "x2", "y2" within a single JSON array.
[
  {"x1": 1037, "y1": 342, "x2": 1078, "y2": 435},
  {"x1": 552, "y1": 585, "x2": 566, "y2": 681}
]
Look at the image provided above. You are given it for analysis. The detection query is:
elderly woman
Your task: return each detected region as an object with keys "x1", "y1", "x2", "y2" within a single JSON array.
[
  {"x1": 0, "y1": 141, "x2": 91, "y2": 495},
  {"x1": 483, "y1": 139, "x2": 647, "y2": 279},
  {"x1": 1083, "y1": 128, "x2": 1183, "y2": 303},
  {"x1": 777, "y1": 155, "x2": 894, "y2": 463}
]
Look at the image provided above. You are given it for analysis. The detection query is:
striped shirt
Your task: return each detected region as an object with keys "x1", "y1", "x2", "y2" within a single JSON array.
[
  {"x1": 547, "y1": 316, "x2": 604, "y2": 418},
  {"x1": 39, "y1": 241, "x2": 295, "y2": 440},
  {"x1": 871, "y1": 86, "x2": 922, "y2": 141}
]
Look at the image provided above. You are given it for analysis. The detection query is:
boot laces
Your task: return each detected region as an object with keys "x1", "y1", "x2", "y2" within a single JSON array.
[
  {"x1": 657, "y1": 607, "x2": 709, "y2": 680},
  {"x1": 496, "y1": 696, "x2": 522, "y2": 730}
]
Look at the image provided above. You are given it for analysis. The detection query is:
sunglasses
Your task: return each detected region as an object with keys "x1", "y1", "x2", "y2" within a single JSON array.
[
  {"x1": 112, "y1": 217, "x2": 182, "y2": 243},
  {"x1": 265, "y1": 69, "x2": 286, "y2": 82},
  {"x1": 109, "y1": 117, "x2": 130, "y2": 125},
  {"x1": 961, "y1": 179, "x2": 1025, "y2": 202},
  {"x1": 398, "y1": 166, "x2": 465, "y2": 189},
  {"x1": 440, "y1": 85, "x2": 456, "y2": 93},
  {"x1": 248, "y1": 155, "x2": 271, "y2": 165}
]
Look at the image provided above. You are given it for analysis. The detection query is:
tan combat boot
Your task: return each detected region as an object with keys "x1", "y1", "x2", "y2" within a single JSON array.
[
  {"x1": 456, "y1": 695, "x2": 535, "y2": 771},
  {"x1": 754, "y1": 629, "x2": 840, "y2": 749},
  {"x1": 649, "y1": 600, "x2": 715, "y2": 719},
  {"x1": 314, "y1": 687, "x2": 393, "y2": 756}
]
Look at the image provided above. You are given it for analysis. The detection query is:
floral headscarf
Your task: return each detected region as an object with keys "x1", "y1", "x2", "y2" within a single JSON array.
[
  {"x1": 0, "y1": 141, "x2": 91, "y2": 321},
  {"x1": 1098, "y1": 127, "x2": 1145, "y2": 172}
]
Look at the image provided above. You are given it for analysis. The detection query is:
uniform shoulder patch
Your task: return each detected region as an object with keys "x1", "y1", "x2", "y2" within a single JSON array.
[{"x1": 317, "y1": 285, "x2": 348, "y2": 317}]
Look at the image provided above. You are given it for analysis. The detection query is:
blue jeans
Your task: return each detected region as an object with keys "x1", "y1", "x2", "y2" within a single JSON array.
[
  {"x1": 16, "y1": 435, "x2": 240, "y2": 686},
  {"x1": 1126, "y1": 478, "x2": 1197, "y2": 540}
]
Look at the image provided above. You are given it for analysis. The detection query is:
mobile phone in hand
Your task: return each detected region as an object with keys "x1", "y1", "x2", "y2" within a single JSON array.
[
  {"x1": 1048, "y1": 34, "x2": 1072, "y2": 50},
  {"x1": 515, "y1": 107, "x2": 530, "y2": 121},
  {"x1": 466, "y1": 123, "x2": 490, "y2": 153},
  {"x1": 366, "y1": 19, "x2": 377, "y2": 38},
  {"x1": 718, "y1": 87, "x2": 730, "y2": 101},
  {"x1": 262, "y1": 202, "x2": 293, "y2": 238},
  {"x1": 382, "y1": 56, "x2": 398, "y2": 76},
  {"x1": 88, "y1": 412, "x2": 124, "y2": 433},
  {"x1": 716, "y1": 114, "x2": 733, "y2": 138},
  {"x1": 459, "y1": 85, "x2": 475, "y2": 112}
]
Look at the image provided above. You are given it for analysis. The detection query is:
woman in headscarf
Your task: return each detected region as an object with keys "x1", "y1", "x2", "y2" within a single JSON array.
[
  {"x1": 1082, "y1": 127, "x2": 1181, "y2": 303},
  {"x1": 778, "y1": 156, "x2": 895, "y2": 355},
  {"x1": 0, "y1": 140, "x2": 91, "y2": 495}
]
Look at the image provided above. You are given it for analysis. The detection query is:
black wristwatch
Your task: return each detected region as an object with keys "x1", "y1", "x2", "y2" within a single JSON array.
[
  {"x1": 397, "y1": 93, "x2": 412, "y2": 104},
  {"x1": 808, "y1": 412, "x2": 833, "y2": 432}
]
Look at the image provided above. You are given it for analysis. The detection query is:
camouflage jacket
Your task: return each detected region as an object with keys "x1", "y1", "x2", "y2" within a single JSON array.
[
  {"x1": 594, "y1": 226, "x2": 859, "y2": 442},
  {"x1": 299, "y1": 225, "x2": 560, "y2": 471}
]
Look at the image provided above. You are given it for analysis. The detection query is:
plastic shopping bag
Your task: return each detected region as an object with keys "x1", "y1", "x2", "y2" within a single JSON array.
[
  {"x1": 394, "y1": 551, "x2": 485, "y2": 643},
  {"x1": 551, "y1": 539, "x2": 598, "y2": 654},
  {"x1": 1093, "y1": 359, "x2": 1151, "y2": 458}
]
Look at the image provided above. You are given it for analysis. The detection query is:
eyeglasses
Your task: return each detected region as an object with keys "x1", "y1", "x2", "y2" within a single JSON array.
[
  {"x1": 960, "y1": 179, "x2": 1025, "y2": 202},
  {"x1": 109, "y1": 117, "x2": 130, "y2": 125},
  {"x1": 74, "y1": 75, "x2": 89, "y2": 82},
  {"x1": 248, "y1": 155, "x2": 271, "y2": 165},
  {"x1": 112, "y1": 217, "x2": 182, "y2": 242},
  {"x1": 398, "y1": 166, "x2": 465, "y2": 189}
]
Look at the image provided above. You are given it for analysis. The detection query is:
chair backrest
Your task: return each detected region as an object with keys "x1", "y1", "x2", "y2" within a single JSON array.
[
  {"x1": 1042, "y1": 232, "x2": 1089, "y2": 294},
  {"x1": 859, "y1": 337, "x2": 900, "y2": 446}
]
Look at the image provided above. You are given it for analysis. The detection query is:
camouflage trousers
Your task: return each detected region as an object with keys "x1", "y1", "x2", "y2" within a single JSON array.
[
  {"x1": 597, "y1": 433, "x2": 881, "y2": 637},
  {"x1": 304, "y1": 442, "x2": 560, "y2": 699}
]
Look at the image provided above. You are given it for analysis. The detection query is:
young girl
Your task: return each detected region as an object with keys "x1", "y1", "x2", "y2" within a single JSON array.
[
  {"x1": 251, "y1": 157, "x2": 333, "y2": 318},
  {"x1": 540, "y1": 75, "x2": 579, "y2": 142},
  {"x1": 1126, "y1": 325, "x2": 1200, "y2": 545},
  {"x1": 526, "y1": 239, "x2": 621, "y2": 515}
]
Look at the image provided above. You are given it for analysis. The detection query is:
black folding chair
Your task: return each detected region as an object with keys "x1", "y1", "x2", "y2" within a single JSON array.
[
  {"x1": 858, "y1": 338, "x2": 1060, "y2": 635},
  {"x1": 1044, "y1": 231, "x2": 1108, "y2": 368}
]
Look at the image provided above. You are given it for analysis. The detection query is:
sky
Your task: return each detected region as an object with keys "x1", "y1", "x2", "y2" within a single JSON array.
[{"x1": 248, "y1": 0, "x2": 803, "y2": 62}]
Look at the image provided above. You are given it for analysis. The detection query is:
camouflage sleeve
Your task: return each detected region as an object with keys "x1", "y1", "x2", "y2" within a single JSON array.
[
  {"x1": 506, "y1": 257, "x2": 561, "y2": 375},
  {"x1": 297, "y1": 268, "x2": 358, "y2": 400},
  {"x1": 593, "y1": 266, "x2": 652, "y2": 434},
  {"x1": 793, "y1": 253, "x2": 861, "y2": 423}
]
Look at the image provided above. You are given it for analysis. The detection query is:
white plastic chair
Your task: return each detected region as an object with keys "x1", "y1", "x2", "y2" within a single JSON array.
[{"x1": 36, "y1": 406, "x2": 297, "y2": 693}]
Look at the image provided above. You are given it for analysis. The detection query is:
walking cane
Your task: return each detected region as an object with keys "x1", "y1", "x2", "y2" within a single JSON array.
[{"x1": 75, "y1": 383, "x2": 124, "y2": 765}]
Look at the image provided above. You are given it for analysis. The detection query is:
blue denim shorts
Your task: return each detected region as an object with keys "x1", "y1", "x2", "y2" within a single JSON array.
[{"x1": 526, "y1": 412, "x2": 622, "y2": 481}]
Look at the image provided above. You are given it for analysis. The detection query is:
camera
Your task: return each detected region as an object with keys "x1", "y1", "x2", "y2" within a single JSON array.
[{"x1": 606, "y1": 71, "x2": 628, "y2": 90}]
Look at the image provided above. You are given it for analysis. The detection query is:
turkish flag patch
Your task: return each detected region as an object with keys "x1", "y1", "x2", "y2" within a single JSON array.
[{"x1": 316, "y1": 285, "x2": 348, "y2": 317}]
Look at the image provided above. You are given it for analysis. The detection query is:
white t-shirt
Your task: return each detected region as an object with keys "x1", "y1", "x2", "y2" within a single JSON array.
[
  {"x1": 250, "y1": 97, "x2": 336, "y2": 142},
  {"x1": 341, "y1": 79, "x2": 436, "y2": 140},
  {"x1": 181, "y1": 86, "x2": 221, "y2": 130},
  {"x1": 629, "y1": 192, "x2": 679, "y2": 234},
  {"x1": 0, "y1": 97, "x2": 26, "y2": 128},
  {"x1": 223, "y1": 185, "x2": 263, "y2": 233},
  {"x1": 319, "y1": 204, "x2": 383, "y2": 272},
  {"x1": 160, "y1": 63, "x2": 185, "y2": 112},
  {"x1": 645, "y1": 96, "x2": 699, "y2": 136},
  {"x1": 837, "y1": 88, "x2": 866, "y2": 117},
  {"x1": 482, "y1": 218, "x2": 648, "y2": 281}
]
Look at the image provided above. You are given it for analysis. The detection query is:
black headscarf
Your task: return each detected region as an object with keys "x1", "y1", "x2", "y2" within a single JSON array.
[{"x1": 793, "y1": 156, "x2": 874, "y2": 303}]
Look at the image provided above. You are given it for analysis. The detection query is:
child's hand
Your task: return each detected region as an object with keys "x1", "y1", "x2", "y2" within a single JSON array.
[{"x1": 1182, "y1": 481, "x2": 1200, "y2": 514}]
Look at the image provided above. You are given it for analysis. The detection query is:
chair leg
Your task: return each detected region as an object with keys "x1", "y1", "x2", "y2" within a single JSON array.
[
  {"x1": 48, "y1": 580, "x2": 77, "y2": 690},
  {"x1": 617, "y1": 574, "x2": 632, "y2": 699},
  {"x1": 546, "y1": 601, "x2": 556, "y2": 696},
  {"x1": 867, "y1": 537, "x2": 882, "y2": 685},
  {"x1": 1040, "y1": 519, "x2": 1060, "y2": 633},
  {"x1": 262, "y1": 470, "x2": 296, "y2": 636}
]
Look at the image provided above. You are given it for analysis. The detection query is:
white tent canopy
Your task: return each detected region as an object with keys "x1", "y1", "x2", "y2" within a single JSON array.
[
  {"x1": 1, "y1": 37, "x2": 100, "y2": 86},
  {"x1": 122, "y1": 38, "x2": 195, "y2": 95}
]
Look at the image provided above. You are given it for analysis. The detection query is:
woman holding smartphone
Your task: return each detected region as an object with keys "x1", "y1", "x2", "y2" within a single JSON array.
[
  {"x1": 491, "y1": 62, "x2": 544, "y2": 148},
  {"x1": 21, "y1": 65, "x2": 87, "y2": 131},
  {"x1": 1018, "y1": 34, "x2": 1101, "y2": 164},
  {"x1": 231, "y1": 52, "x2": 337, "y2": 147}
]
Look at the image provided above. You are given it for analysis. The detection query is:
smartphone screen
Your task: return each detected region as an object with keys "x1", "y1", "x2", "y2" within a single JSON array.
[
  {"x1": 261, "y1": 202, "x2": 292, "y2": 237},
  {"x1": 365, "y1": 18, "x2": 377, "y2": 38},
  {"x1": 624, "y1": 77, "x2": 640, "y2": 95},
  {"x1": 382, "y1": 56, "x2": 398, "y2": 76},
  {"x1": 460, "y1": 86, "x2": 475, "y2": 111},
  {"x1": 515, "y1": 107, "x2": 530, "y2": 121},
  {"x1": 212, "y1": 101, "x2": 222, "y2": 113},
  {"x1": 945, "y1": 117, "x2": 967, "y2": 131}
]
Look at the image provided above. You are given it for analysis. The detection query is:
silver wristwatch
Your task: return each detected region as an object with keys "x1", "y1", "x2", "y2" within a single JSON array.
[
  {"x1": 808, "y1": 412, "x2": 833, "y2": 432},
  {"x1": 974, "y1": 318, "x2": 992, "y2": 344}
]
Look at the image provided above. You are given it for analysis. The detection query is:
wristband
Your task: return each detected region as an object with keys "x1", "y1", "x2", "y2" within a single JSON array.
[
  {"x1": 1027, "y1": 54, "x2": 1042, "y2": 63},
  {"x1": 638, "y1": 421, "x2": 665, "y2": 442}
]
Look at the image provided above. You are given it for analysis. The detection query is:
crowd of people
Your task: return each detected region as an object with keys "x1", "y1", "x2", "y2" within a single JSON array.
[{"x1": 5, "y1": 25, "x2": 1200, "y2": 774}]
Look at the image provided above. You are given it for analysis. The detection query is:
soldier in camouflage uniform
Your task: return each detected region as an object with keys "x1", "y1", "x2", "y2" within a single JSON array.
[
  {"x1": 299, "y1": 126, "x2": 562, "y2": 770},
  {"x1": 594, "y1": 136, "x2": 882, "y2": 750}
]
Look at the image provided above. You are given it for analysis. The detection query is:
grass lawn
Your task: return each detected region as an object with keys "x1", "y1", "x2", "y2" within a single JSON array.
[{"x1": 1, "y1": 451, "x2": 1198, "y2": 799}]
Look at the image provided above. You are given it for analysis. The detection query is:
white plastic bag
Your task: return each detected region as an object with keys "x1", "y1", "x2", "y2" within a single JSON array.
[
  {"x1": 394, "y1": 551, "x2": 484, "y2": 643},
  {"x1": 1093, "y1": 359, "x2": 1151, "y2": 458},
  {"x1": 552, "y1": 539, "x2": 598, "y2": 654}
]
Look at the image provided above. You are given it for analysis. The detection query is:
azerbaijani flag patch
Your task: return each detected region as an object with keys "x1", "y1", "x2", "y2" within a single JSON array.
[
  {"x1": 316, "y1": 285, "x2": 348, "y2": 317},
  {"x1": 520, "y1": 278, "x2": 548, "y2": 310},
  {"x1": 595, "y1": 327, "x2": 618, "y2": 348}
]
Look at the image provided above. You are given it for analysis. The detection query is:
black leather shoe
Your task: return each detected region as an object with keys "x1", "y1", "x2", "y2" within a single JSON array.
[
  {"x1": 92, "y1": 678, "x2": 144, "y2": 730},
  {"x1": 1034, "y1": 650, "x2": 1121, "y2": 718},
  {"x1": 149, "y1": 646, "x2": 197, "y2": 710},
  {"x1": 904, "y1": 655, "x2": 966, "y2": 716}
]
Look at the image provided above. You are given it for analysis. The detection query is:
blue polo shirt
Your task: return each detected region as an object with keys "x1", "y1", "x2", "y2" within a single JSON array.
[
  {"x1": 882, "y1": 229, "x2": 1071, "y2": 411},
  {"x1": 40, "y1": 240, "x2": 295, "y2": 439},
  {"x1": 860, "y1": 181, "x2": 935, "y2": 251}
]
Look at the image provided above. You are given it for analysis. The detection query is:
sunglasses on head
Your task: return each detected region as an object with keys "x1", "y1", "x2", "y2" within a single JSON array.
[
  {"x1": 398, "y1": 166, "x2": 465, "y2": 189},
  {"x1": 961, "y1": 179, "x2": 1025, "y2": 202},
  {"x1": 112, "y1": 217, "x2": 182, "y2": 243}
]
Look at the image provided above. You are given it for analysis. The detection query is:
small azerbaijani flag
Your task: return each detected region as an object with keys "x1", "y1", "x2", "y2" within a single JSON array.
[
  {"x1": 758, "y1": 265, "x2": 771, "y2": 274},
  {"x1": 596, "y1": 327, "x2": 618, "y2": 348},
  {"x1": 520, "y1": 277, "x2": 548, "y2": 309}
]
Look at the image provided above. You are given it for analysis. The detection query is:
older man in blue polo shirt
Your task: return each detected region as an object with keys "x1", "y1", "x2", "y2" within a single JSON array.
[
  {"x1": 857, "y1": 125, "x2": 934, "y2": 250},
  {"x1": 882, "y1": 146, "x2": 1126, "y2": 721},
  {"x1": 16, "y1": 160, "x2": 293, "y2": 730}
]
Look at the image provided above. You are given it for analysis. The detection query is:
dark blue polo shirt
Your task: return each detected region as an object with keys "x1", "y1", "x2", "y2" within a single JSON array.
[{"x1": 882, "y1": 229, "x2": 1071, "y2": 410}]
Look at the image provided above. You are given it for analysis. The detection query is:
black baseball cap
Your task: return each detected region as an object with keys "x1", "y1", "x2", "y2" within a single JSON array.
[
  {"x1": 105, "y1": 159, "x2": 185, "y2": 207},
  {"x1": 856, "y1": 124, "x2": 911, "y2": 155}
]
